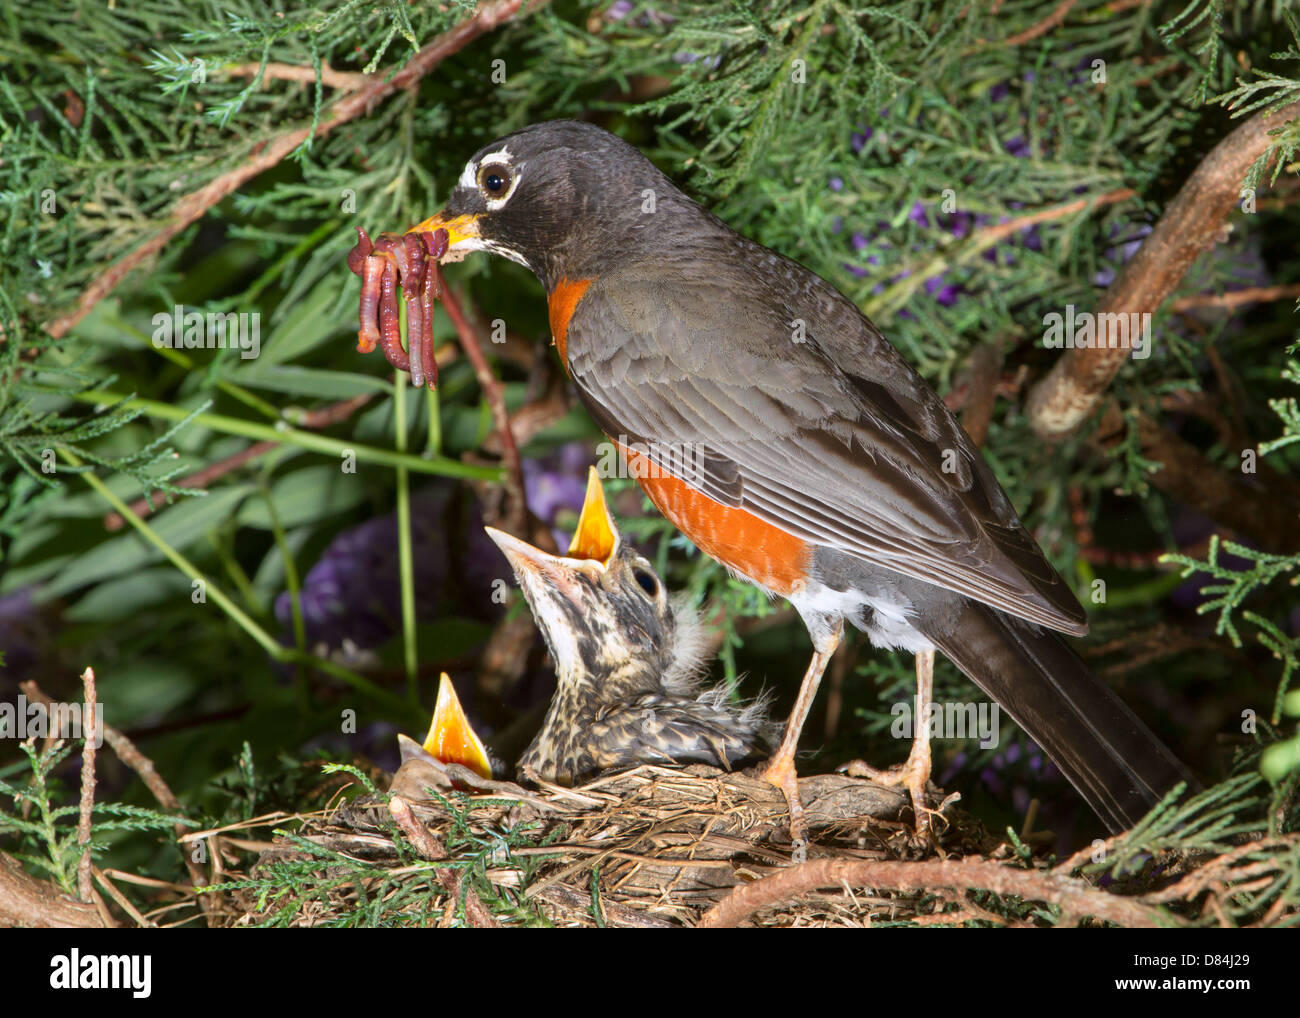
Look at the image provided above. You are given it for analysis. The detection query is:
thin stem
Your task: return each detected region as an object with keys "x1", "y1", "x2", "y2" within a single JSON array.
[
  {"x1": 66, "y1": 388, "x2": 501, "y2": 481},
  {"x1": 60, "y1": 448, "x2": 413, "y2": 716},
  {"x1": 393, "y1": 374, "x2": 420, "y2": 705},
  {"x1": 262, "y1": 478, "x2": 310, "y2": 711},
  {"x1": 425, "y1": 384, "x2": 442, "y2": 456},
  {"x1": 208, "y1": 531, "x2": 264, "y2": 615}
]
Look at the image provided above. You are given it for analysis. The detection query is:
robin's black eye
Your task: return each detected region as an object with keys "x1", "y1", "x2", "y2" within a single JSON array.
[
  {"x1": 478, "y1": 163, "x2": 512, "y2": 198},
  {"x1": 632, "y1": 568, "x2": 658, "y2": 598}
]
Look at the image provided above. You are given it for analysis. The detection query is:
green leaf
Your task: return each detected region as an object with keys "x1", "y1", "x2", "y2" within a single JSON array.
[
  {"x1": 41, "y1": 485, "x2": 255, "y2": 599},
  {"x1": 229, "y1": 364, "x2": 393, "y2": 400},
  {"x1": 236, "y1": 466, "x2": 368, "y2": 529},
  {"x1": 256, "y1": 278, "x2": 349, "y2": 365},
  {"x1": 65, "y1": 566, "x2": 192, "y2": 623}
]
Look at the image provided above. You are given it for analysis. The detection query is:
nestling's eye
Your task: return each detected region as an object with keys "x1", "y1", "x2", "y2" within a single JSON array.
[
  {"x1": 632, "y1": 568, "x2": 659, "y2": 598},
  {"x1": 478, "y1": 163, "x2": 512, "y2": 198}
]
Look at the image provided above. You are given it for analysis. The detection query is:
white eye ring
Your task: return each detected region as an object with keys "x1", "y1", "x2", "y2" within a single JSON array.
[{"x1": 477, "y1": 162, "x2": 516, "y2": 206}]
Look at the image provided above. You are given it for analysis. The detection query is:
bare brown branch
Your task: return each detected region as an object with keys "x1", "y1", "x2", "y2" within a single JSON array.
[
  {"x1": 1000, "y1": 0, "x2": 1077, "y2": 47},
  {"x1": 222, "y1": 61, "x2": 371, "y2": 91},
  {"x1": 697, "y1": 856, "x2": 1176, "y2": 928},
  {"x1": 45, "y1": 0, "x2": 546, "y2": 341},
  {"x1": 1027, "y1": 101, "x2": 1300, "y2": 440},
  {"x1": 0, "y1": 852, "x2": 109, "y2": 928},
  {"x1": 388, "y1": 795, "x2": 502, "y2": 928},
  {"x1": 1169, "y1": 282, "x2": 1300, "y2": 313},
  {"x1": 1092, "y1": 406, "x2": 1300, "y2": 554},
  {"x1": 436, "y1": 274, "x2": 529, "y2": 537},
  {"x1": 76, "y1": 667, "x2": 97, "y2": 903}
]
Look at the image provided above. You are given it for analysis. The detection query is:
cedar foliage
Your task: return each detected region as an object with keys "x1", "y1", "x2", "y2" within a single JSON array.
[{"x1": 0, "y1": 1, "x2": 1297, "y2": 926}]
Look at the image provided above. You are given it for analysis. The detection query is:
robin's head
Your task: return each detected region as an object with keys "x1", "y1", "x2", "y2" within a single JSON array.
[
  {"x1": 412, "y1": 120, "x2": 697, "y2": 291},
  {"x1": 485, "y1": 469, "x2": 705, "y2": 701}
]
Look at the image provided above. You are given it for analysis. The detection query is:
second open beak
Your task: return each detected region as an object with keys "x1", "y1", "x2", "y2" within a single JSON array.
[{"x1": 399, "y1": 672, "x2": 493, "y2": 779}]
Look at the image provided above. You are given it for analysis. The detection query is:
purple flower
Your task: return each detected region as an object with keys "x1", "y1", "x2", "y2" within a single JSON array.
[
  {"x1": 924, "y1": 276, "x2": 960, "y2": 306},
  {"x1": 1004, "y1": 135, "x2": 1030, "y2": 159},
  {"x1": 945, "y1": 210, "x2": 974, "y2": 238},
  {"x1": 522, "y1": 441, "x2": 593, "y2": 549},
  {"x1": 1093, "y1": 222, "x2": 1153, "y2": 287},
  {"x1": 275, "y1": 485, "x2": 500, "y2": 652}
]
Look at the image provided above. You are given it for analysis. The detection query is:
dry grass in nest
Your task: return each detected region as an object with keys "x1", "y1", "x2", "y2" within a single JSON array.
[{"x1": 214, "y1": 761, "x2": 1047, "y2": 928}]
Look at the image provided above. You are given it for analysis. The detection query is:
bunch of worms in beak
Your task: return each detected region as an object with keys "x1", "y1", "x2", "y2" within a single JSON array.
[{"x1": 346, "y1": 226, "x2": 449, "y2": 390}]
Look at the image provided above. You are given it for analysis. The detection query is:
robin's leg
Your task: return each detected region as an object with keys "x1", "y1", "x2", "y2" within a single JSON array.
[
  {"x1": 841, "y1": 650, "x2": 952, "y2": 837},
  {"x1": 763, "y1": 620, "x2": 842, "y2": 862}
]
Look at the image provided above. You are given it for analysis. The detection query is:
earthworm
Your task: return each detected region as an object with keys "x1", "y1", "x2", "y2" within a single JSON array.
[
  {"x1": 376, "y1": 252, "x2": 408, "y2": 372},
  {"x1": 346, "y1": 225, "x2": 450, "y2": 387}
]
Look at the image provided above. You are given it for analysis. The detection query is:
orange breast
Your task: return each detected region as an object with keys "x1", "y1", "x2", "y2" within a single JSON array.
[
  {"x1": 619, "y1": 444, "x2": 809, "y2": 596},
  {"x1": 547, "y1": 277, "x2": 594, "y2": 366}
]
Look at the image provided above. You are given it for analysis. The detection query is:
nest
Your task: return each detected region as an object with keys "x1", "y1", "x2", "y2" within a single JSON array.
[{"x1": 234, "y1": 759, "x2": 1012, "y2": 928}]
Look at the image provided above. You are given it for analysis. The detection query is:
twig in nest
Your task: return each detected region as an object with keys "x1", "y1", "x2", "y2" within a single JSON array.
[
  {"x1": 388, "y1": 795, "x2": 502, "y2": 928},
  {"x1": 76, "y1": 667, "x2": 97, "y2": 904},
  {"x1": 697, "y1": 857, "x2": 1178, "y2": 928},
  {"x1": 22, "y1": 680, "x2": 221, "y2": 924}
]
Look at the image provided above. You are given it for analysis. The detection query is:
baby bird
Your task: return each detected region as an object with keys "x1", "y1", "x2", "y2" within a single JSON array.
[
  {"x1": 486, "y1": 469, "x2": 774, "y2": 786},
  {"x1": 397, "y1": 671, "x2": 495, "y2": 780}
]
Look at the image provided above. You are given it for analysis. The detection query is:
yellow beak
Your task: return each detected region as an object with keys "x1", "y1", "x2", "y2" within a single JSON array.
[
  {"x1": 567, "y1": 468, "x2": 618, "y2": 566},
  {"x1": 483, "y1": 468, "x2": 621, "y2": 596},
  {"x1": 410, "y1": 672, "x2": 493, "y2": 779},
  {"x1": 407, "y1": 211, "x2": 481, "y2": 260}
]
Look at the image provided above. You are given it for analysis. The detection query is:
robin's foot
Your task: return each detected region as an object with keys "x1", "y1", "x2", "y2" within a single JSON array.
[
  {"x1": 762, "y1": 754, "x2": 810, "y2": 863},
  {"x1": 839, "y1": 740, "x2": 955, "y2": 844},
  {"x1": 840, "y1": 649, "x2": 954, "y2": 845}
]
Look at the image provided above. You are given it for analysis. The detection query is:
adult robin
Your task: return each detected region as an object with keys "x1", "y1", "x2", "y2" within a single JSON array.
[
  {"x1": 486, "y1": 469, "x2": 774, "y2": 785},
  {"x1": 410, "y1": 119, "x2": 1197, "y2": 839}
]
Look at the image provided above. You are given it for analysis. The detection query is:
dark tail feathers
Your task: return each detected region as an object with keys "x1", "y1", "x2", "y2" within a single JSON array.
[{"x1": 920, "y1": 597, "x2": 1199, "y2": 833}]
